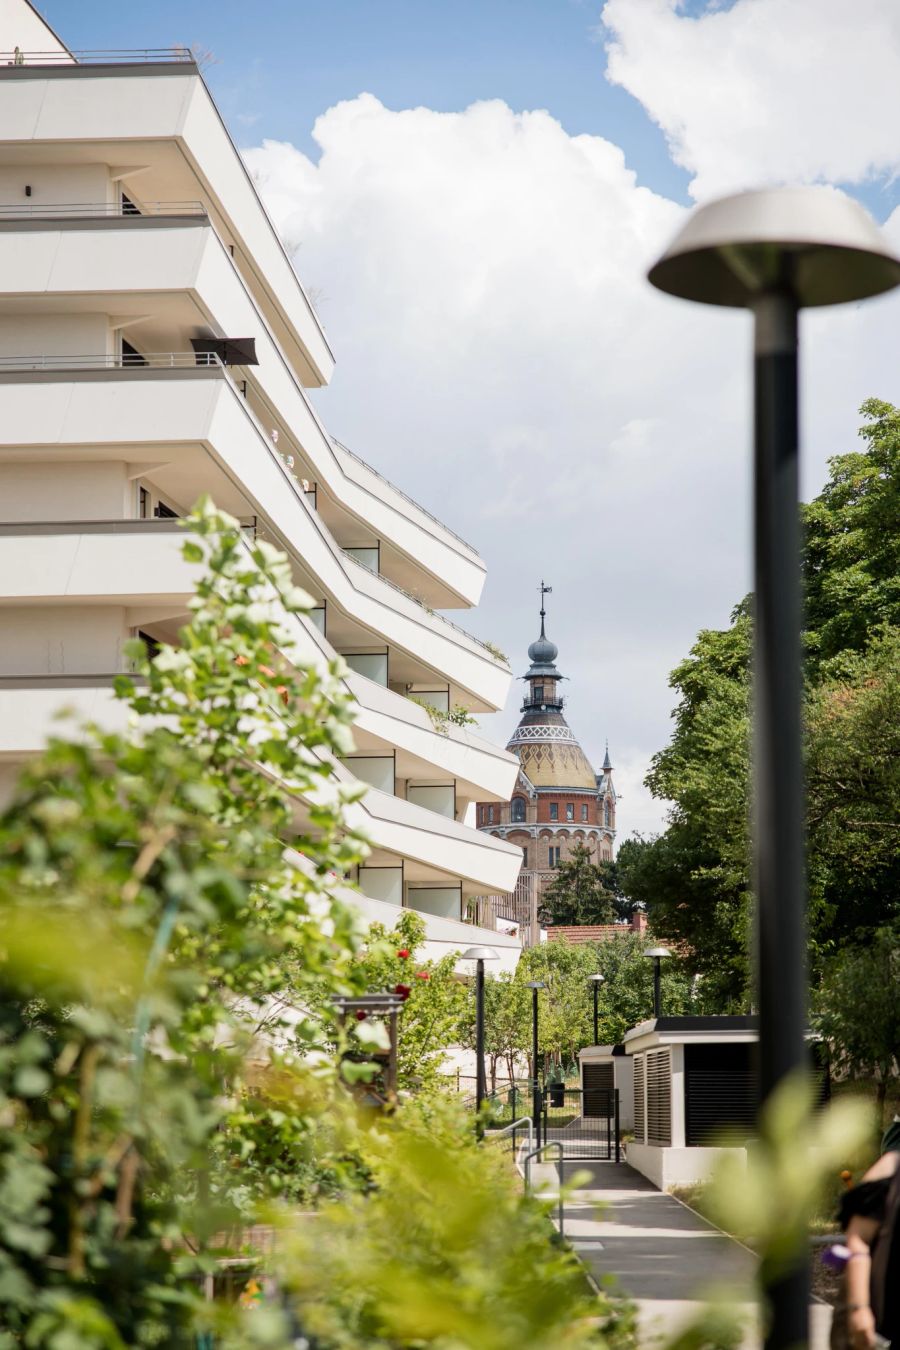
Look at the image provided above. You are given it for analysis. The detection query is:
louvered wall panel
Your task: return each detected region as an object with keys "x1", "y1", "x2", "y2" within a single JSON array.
[
  {"x1": 646, "y1": 1048, "x2": 671, "y2": 1146},
  {"x1": 684, "y1": 1043, "x2": 756, "y2": 1146},
  {"x1": 583, "y1": 1062, "x2": 614, "y2": 1119},
  {"x1": 633, "y1": 1054, "x2": 645, "y2": 1143}
]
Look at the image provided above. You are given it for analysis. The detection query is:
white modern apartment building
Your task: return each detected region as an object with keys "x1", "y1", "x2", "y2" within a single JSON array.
[{"x1": 0, "y1": 1, "x2": 522, "y2": 968}]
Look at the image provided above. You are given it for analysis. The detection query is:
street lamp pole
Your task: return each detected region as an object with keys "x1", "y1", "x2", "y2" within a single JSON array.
[
  {"x1": 462, "y1": 946, "x2": 499, "y2": 1113},
  {"x1": 525, "y1": 980, "x2": 545, "y2": 1141},
  {"x1": 589, "y1": 973, "x2": 605, "y2": 1044},
  {"x1": 643, "y1": 946, "x2": 670, "y2": 1019},
  {"x1": 648, "y1": 187, "x2": 900, "y2": 1350}
]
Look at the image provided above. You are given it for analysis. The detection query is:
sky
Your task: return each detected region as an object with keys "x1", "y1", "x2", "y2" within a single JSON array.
[{"x1": 34, "y1": 0, "x2": 900, "y2": 837}]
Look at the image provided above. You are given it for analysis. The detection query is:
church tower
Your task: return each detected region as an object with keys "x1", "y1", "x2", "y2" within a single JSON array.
[{"x1": 475, "y1": 584, "x2": 616, "y2": 938}]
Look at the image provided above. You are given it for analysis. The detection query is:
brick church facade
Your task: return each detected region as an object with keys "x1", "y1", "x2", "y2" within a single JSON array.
[{"x1": 475, "y1": 587, "x2": 616, "y2": 933}]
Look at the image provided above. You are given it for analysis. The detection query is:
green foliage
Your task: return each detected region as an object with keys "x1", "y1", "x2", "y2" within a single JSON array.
[
  {"x1": 338, "y1": 911, "x2": 468, "y2": 1092},
  {"x1": 815, "y1": 927, "x2": 900, "y2": 1122},
  {"x1": 411, "y1": 701, "x2": 477, "y2": 736},
  {"x1": 262, "y1": 1096, "x2": 628, "y2": 1350},
  {"x1": 538, "y1": 843, "x2": 617, "y2": 926},
  {"x1": 626, "y1": 399, "x2": 900, "y2": 1003},
  {"x1": 0, "y1": 501, "x2": 366, "y2": 1345}
]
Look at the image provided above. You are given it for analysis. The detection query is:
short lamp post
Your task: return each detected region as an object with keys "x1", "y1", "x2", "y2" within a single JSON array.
[
  {"x1": 524, "y1": 980, "x2": 545, "y2": 1139},
  {"x1": 643, "y1": 946, "x2": 670, "y2": 1019},
  {"x1": 462, "y1": 946, "x2": 499, "y2": 1113},
  {"x1": 588, "y1": 973, "x2": 605, "y2": 1044},
  {"x1": 648, "y1": 187, "x2": 900, "y2": 1350}
]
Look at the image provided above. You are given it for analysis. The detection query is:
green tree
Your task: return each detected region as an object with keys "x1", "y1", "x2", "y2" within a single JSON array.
[
  {"x1": 815, "y1": 928, "x2": 900, "y2": 1125},
  {"x1": 538, "y1": 842, "x2": 617, "y2": 926}
]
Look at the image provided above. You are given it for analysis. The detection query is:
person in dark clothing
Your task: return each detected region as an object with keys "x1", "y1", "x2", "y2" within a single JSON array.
[{"x1": 837, "y1": 1138, "x2": 900, "y2": 1349}]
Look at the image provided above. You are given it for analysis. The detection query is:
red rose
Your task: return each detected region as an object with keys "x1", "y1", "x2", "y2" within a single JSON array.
[
  {"x1": 393, "y1": 983, "x2": 411, "y2": 1001},
  {"x1": 355, "y1": 1010, "x2": 368, "y2": 1021},
  {"x1": 415, "y1": 971, "x2": 430, "y2": 981},
  {"x1": 397, "y1": 949, "x2": 410, "y2": 959}
]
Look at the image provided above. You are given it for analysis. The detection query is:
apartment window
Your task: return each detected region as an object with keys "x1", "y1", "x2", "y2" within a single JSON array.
[
  {"x1": 121, "y1": 338, "x2": 147, "y2": 367},
  {"x1": 154, "y1": 500, "x2": 179, "y2": 519},
  {"x1": 549, "y1": 802, "x2": 558, "y2": 821},
  {"x1": 511, "y1": 797, "x2": 526, "y2": 823},
  {"x1": 566, "y1": 803, "x2": 574, "y2": 822},
  {"x1": 581, "y1": 803, "x2": 589, "y2": 822},
  {"x1": 121, "y1": 192, "x2": 141, "y2": 217},
  {"x1": 548, "y1": 846, "x2": 562, "y2": 867}
]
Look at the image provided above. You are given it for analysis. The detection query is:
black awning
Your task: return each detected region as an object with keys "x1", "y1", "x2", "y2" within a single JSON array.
[{"x1": 190, "y1": 337, "x2": 258, "y2": 366}]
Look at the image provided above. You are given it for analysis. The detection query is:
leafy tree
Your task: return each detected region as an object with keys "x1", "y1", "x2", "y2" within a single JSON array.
[
  {"x1": 0, "y1": 502, "x2": 367, "y2": 1345},
  {"x1": 597, "y1": 851, "x2": 640, "y2": 921},
  {"x1": 538, "y1": 842, "x2": 617, "y2": 926},
  {"x1": 459, "y1": 972, "x2": 532, "y2": 1090},
  {"x1": 815, "y1": 928, "x2": 900, "y2": 1125},
  {"x1": 339, "y1": 910, "x2": 468, "y2": 1093}
]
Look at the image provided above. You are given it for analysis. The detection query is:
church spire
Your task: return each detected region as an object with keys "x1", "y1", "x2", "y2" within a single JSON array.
[{"x1": 603, "y1": 742, "x2": 613, "y2": 772}]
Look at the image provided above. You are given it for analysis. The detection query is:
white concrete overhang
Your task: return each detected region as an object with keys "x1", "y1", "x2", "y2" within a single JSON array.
[
  {"x1": 0, "y1": 376, "x2": 510, "y2": 710},
  {"x1": 624, "y1": 1016, "x2": 761, "y2": 1056},
  {"x1": 0, "y1": 216, "x2": 485, "y2": 608},
  {"x1": 0, "y1": 62, "x2": 333, "y2": 386}
]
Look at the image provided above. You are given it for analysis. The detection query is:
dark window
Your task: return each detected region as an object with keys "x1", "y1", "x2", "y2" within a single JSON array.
[
  {"x1": 549, "y1": 802, "x2": 558, "y2": 821},
  {"x1": 548, "y1": 846, "x2": 561, "y2": 867},
  {"x1": 604, "y1": 800, "x2": 611, "y2": 827},
  {"x1": 138, "y1": 486, "x2": 150, "y2": 519},
  {"x1": 121, "y1": 338, "x2": 147, "y2": 367},
  {"x1": 566, "y1": 803, "x2": 574, "y2": 821},
  {"x1": 121, "y1": 192, "x2": 141, "y2": 216},
  {"x1": 581, "y1": 803, "x2": 588, "y2": 822},
  {"x1": 511, "y1": 797, "x2": 526, "y2": 823},
  {"x1": 533, "y1": 684, "x2": 544, "y2": 704},
  {"x1": 154, "y1": 500, "x2": 179, "y2": 519},
  {"x1": 138, "y1": 630, "x2": 161, "y2": 661}
]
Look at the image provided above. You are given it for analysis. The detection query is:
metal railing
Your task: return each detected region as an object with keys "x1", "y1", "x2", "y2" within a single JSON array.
[
  {"x1": 341, "y1": 549, "x2": 507, "y2": 665},
  {"x1": 0, "y1": 351, "x2": 221, "y2": 372},
  {"x1": 484, "y1": 1116, "x2": 534, "y2": 1158},
  {"x1": 333, "y1": 436, "x2": 481, "y2": 559},
  {"x1": 522, "y1": 1143, "x2": 565, "y2": 1238},
  {"x1": 0, "y1": 201, "x2": 205, "y2": 218},
  {"x1": 0, "y1": 49, "x2": 196, "y2": 66}
]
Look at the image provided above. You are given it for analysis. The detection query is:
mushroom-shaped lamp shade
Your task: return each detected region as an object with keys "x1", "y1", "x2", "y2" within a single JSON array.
[
  {"x1": 588, "y1": 973, "x2": 606, "y2": 983},
  {"x1": 524, "y1": 980, "x2": 545, "y2": 990},
  {"x1": 643, "y1": 946, "x2": 671, "y2": 960},
  {"x1": 461, "y1": 946, "x2": 499, "y2": 963},
  {"x1": 648, "y1": 188, "x2": 900, "y2": 310}
]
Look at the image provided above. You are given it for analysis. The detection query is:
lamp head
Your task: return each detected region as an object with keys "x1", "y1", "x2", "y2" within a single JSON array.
[
  {"x1": 461, "y1": 946, "x2": 499, "y2": 963},
  {"x1": 643, "y1": 946, "x2": 671, "y2": 960},
  {"x1": 648, "y1": 187, "x2": 900, "y2": 310},
  {"x1": 588, "y1": 973, "x2": 606, "y2": 984},
  {"x1": 524, "y1": 980, "x2": 545, "y2": 990}
]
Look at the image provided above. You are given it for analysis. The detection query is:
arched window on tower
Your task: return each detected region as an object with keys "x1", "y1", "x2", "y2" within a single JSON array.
[
  {"x1": 604, "y1": 799, "x2": 611, "y2": 828},
  {"x1": 511, "y1": 796, "x2": 526, "y2": 823}
]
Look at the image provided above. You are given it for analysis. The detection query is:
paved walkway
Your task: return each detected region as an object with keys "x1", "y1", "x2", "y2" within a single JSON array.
[{"x1": 532, "y1": 1158, "x2": 832, "y2": 1349}]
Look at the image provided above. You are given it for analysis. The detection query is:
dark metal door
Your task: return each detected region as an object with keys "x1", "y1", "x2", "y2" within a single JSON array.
[{"x1": 542, "y1": 1087, "x2": 620, "y2": 1161}]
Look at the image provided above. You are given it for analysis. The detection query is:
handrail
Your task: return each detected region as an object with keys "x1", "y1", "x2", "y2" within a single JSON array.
[
  {"x1": 0, "y1": 49, "x2": 196, "y2": 65},
  {"x1": 484, "y1": 1116, "x2": 534, "y2": 1156},
  {"x1": 0, "y1": 352, "x2": 221, "y2": 371},
  {"x1": 341, "y1": 550, "x2": 508, "y2": 666},
  {"x1": 522, "y1": 1142, "x2": 565, "y2": 1239},
  {"x1": 333, "y1": 437, "x2": 480, "y2": 559},
  {"x1": 0, "y1": 201, "x2": 205, "y2": 217}
]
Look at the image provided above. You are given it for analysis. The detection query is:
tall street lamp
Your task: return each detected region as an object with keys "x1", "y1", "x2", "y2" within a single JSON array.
[
  {"x1": 462, "y1": 946, "x2": 499, "y2": 1112},
  {"x1": 648, "y1": 187, "x2": 900, "y2": 1350},
  {"x1": 588, "y1": 973, "x2": 605, "y2": 1044},
  {"x1": 643, "y1": 946, "x2": 670, "y2": 1019},
  {"x1": 524, "y1": 980, "x2": 545, "y2": 1138}
]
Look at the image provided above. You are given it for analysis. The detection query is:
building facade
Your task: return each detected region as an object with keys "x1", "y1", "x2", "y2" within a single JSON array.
[
  {"x1": 0, "y1": 2, "x2": 523, "y2": 968},
  {"x1": 476, "y1": 592, "x2": 616, "y2": 933}
]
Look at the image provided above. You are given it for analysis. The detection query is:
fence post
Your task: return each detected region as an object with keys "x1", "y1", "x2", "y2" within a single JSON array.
[{"x1": 614, "y1": 1089, "x2": 621, "y2": 1164}]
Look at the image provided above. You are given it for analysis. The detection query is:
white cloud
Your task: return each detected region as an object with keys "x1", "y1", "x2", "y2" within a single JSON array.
[
  {"x1": 602, "y1": 0, "x2": 900, "y2": 201},
  {"x1": 243, "y1": 91, "x2": 900, "y2": 842}
]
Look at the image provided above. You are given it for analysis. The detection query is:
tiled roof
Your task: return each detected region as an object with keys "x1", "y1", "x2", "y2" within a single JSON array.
[{"x1": 546, "y1": 923, "x2": 642, "y2": 944}]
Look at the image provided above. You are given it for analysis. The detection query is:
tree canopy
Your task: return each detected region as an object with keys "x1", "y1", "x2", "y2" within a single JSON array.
[{"x1": 538, "y1": 842, "x2": 617, "y2": 927}]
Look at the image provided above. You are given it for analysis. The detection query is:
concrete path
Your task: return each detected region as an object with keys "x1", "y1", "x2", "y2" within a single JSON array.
[{"x1": 539, "y1": 1159, "x2": 832, "y2": 1349}]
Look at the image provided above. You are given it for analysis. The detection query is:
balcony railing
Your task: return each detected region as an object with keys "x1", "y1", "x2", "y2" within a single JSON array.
[
  {"x1": 0, "y1": 49, "x2": 196, "y2": 66},
  {"x1": 0, "y1": 201, "x2": 205, "y2": 219},
  {"x1": 333, "y1": 437, "x2": 480, "y2": 559},
  {"x1": 0, "y1": 351, "x2": 222, "y2": 373}
]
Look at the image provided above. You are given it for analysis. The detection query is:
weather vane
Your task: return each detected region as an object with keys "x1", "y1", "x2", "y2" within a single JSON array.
[{"x1": 538, "y1": 580, "x2": 552, "y2": 635}]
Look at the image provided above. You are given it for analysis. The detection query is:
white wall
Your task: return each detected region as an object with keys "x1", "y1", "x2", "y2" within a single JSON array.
[
  {"x1": 0, "y1": 0, "x2": 72, "y2": 60},
  {"x1": 0, "y1": 605, "x2": 127, "y2": 674},
  {"x1": 626, "y1": 1141, "x2": 748, "y2": 1192},
  {"x1": 407, "y1": 886, "x2": 462, "y2": 921},
  {"x1": 0, "y1": 312, "x2": 110, "y2": 359},
  {"x1": 0, "y1": 461, "x2": 130, "y2": 520},
  {"x1": 0, "y1": 163, "x2": 110, "y2": 208},
  {"x1": 407, "y1": 783, "x2": 455, "y2": 818}
]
